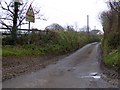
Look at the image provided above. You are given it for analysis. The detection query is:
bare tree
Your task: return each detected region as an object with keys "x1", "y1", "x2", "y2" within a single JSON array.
[
  {"x1": 0, "y1": 1, "x2": 45, "y2": 44},
  {"x1": 45, "y1": 23, "x2": 64, "y2": 31},
  {"x1": 74, "y1": 22, "x2": 79, "y2": 31},
  {"x1": 108, "y1": 1, "x2": 120, "y2": 32},
  {"x1": 100, "y1": 1, "x2": 120, "y2": 48},
  {"x1": 66, "y1": 25, "x2": 75, "y2": 32},
  {"x1": 108, "y1": 1, "x2": 120, "y2": 14}
]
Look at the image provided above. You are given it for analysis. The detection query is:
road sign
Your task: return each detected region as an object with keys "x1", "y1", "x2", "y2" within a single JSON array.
[
  {"x1": 12, "y1": 0, "x2": 22, "y2": 2},
  {"x1": 26, "y1": 4, "x2": 35, "y2": 23}
]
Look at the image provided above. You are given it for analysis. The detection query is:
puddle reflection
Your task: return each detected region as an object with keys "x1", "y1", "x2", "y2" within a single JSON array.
[{"x1": 80, "y1": 72, "x2": 101, "y2": 80}]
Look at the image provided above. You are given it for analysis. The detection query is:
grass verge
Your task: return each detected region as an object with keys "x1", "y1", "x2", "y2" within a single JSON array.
[
  {"x1": 2, "y1": 31, "x2": 100, "y2": 57},
  {"x1": 104, "y1": 49, "x2": 120, "y2": 69}
]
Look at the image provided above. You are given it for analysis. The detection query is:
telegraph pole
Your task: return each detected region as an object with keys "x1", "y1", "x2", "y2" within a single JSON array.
[{"x1": 87, "y1": 15, "x2": 89, "y2": 34}]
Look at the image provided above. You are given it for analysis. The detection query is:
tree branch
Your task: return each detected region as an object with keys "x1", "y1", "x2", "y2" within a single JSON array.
[
  {"x1": 109, "y1": 1, "x2": 120, "y2": 14},
  {"x1": 0, "y1": 20, "x2": 12, "y2": 31},
  {"x1": 0, "y1": 1, "x2": 14, "y2": 15},
  {"x1": 17, "y1": 17, "x2": 26, "y2": 27}
]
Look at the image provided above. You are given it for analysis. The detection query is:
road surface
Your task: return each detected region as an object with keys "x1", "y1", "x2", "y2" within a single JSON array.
[{"x1": 2, "y1": 42, "x2": 118, "y2": 88}]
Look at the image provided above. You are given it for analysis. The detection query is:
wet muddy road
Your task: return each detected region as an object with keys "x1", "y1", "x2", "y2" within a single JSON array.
[{"x1": 3, "y1": 42, "x2": 118, "y2": 88}]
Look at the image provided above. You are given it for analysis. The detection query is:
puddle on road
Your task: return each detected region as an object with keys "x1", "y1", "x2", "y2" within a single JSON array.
[
  {"x1": 81, "y1": 75, "x2": 101, "y2": 79},
  {"x1": 80, "y1": 72, "x2": 101, "y2": 80},
  {"x1": 89, "y1": 72, "x2": 98, "y2": 76}
]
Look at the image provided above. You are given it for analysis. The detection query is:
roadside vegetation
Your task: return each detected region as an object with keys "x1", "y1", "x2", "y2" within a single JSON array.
[
  {"x1": 2, "y1": 29, "x2": 101, "y2": 81},
  {"x1": 1, "y1": 1, "x2": 101, "y2": 58},
  {"x1": 100, "y1": 2, "x2": 120, "y2": 69},
  {"x1": 2, "y1": 30, "x2": 100, "y2": 57}
]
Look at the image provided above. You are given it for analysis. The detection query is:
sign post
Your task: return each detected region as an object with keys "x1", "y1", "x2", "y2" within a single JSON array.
[
  {"x1": 28, "y1": 21, "x2": 30, "y2": 44},
  {"x1": 26, "y1": 4, "x2": 35, "y2": 44}
]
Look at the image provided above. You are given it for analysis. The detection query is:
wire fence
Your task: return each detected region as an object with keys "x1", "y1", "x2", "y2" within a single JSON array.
[{"x1": 0, "y1": 28, "x2": 45, "y2": 36}]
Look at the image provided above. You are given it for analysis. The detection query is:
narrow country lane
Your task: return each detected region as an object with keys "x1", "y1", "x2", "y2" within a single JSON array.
[{"x1": 2, "y1": 42, "x2": 118, "y2": 88}]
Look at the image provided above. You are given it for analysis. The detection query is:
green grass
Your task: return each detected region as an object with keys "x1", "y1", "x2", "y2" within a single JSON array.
[
  {"x1": 104, "y1": 49, "x2": 119, "y2": 68},
  {"x1": 0, "y1": 48, "x2": 2, "y2": 56},
  {"x1": 102, "y1": 38, "x2": 120, "y2": 68},
  {"x1": 2, "y1": 31, "x2": 100, "y2": 57},
  {"x1": 2, "y1": 45, "x2": 46, "y2": 57}
]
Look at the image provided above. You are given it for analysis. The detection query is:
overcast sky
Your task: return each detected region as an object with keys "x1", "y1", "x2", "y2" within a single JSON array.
[
  {"x1": 30, "y1": 0, "x2": 109, "y2": 31},
  {"x1": 1, "y1": 0, "x2": 109, "y2": 31}
]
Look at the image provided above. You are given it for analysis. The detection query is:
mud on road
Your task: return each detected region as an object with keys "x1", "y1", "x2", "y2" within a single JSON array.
[
  {"x1": 2, "y1": 54, "x2": 70, "y2": 81},
  {"x1": 2, "y1": 42, "x2": 119, "y2": 88}
]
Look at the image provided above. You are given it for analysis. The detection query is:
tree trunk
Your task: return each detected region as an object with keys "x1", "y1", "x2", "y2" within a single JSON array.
[{"x1": 12, "y1": 2, "x2": 18, "y2": 45}]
